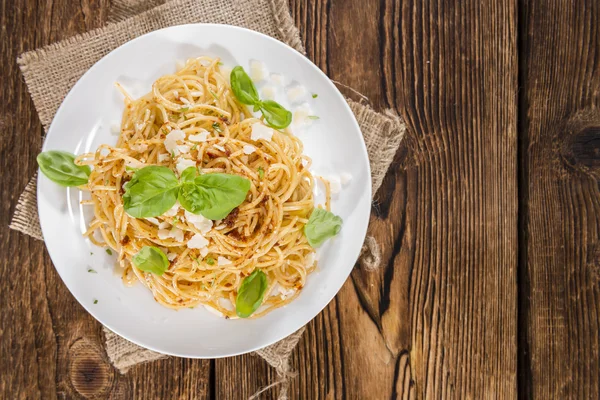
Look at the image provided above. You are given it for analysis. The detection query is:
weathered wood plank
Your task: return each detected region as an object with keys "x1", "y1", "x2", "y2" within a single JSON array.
[{"x1": 519, "y1": 0, "x2": 600, "y2": 397}]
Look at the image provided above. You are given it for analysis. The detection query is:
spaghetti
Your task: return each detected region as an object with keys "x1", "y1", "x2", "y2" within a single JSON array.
[{"x1": 76, "y1": 56, "x2": 318, "y2": 318}]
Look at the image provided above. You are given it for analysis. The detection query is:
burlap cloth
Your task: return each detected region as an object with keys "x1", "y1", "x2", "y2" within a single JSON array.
[{"x1": 9, "y1": 0, "x2": 405, "y2": 397}]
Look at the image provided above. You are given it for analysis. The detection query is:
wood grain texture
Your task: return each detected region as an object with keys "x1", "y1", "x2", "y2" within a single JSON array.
[
  {"x1": 0, "y1": 1, "x2": 212, "y2": 399},
  {"x1": 518, "y1": 0, "x2": 600, "y2": 398},
  {"x1": 215, "y1": 0, "x2": 519, "y2": 399}
]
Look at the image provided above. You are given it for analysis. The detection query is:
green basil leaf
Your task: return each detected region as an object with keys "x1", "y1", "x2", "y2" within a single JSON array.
[
  {"x1": 180, "y1": 166, "x2": 197, "y2": 183},
  {"x1": 178, "y1": 173, "x2": 251, "y2": 220},
  {"x1": 230, "y1": 66, "x2": 260, "y2": 105},
  {"x1": 304, "y1": 208, "x2": 343, "y2": 248},
  {"x1": 37, "y1": 151, "x2": 91, "y2": 187},
  {"x1": 259, "y1": 100, "x2": 292, "y2": 129},
  {"x1": 236, "y1": 270, "x2": 268, "y2": 318},
  {"x1": 132, "y1": 246, "x2": 169, "y2": 275},
  {"x1": 123, "y1": 166, "x2": 180, "y2": 218}
]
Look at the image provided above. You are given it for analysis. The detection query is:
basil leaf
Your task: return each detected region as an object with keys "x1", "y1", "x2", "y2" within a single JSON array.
[
  {"x1": 37, "y1": 151, "x2": 91, "y2": 187},
  {"x1": 304, "y1": 208, "x2": 343, "y2": 247},
  {"x1": 178, "y1": 173, "x2": 251, "y2": 220},
  {"x1": 132, "y1": 246, "x2": 169, "y2": 275},
  {"x1": 180, "y1": 166, "x2": 197, "y2": 183},
  {"x1": 236, "y1": 270, "x2": 268, "y2": 318},
  {"x1": 123, "y1": 166, "x2": 180, "y2": 218},
  {"x1": 259, "y1": 100, "x2": 292, "y2": 129},
  {"x1": 230, "y1": 66, "x2": 260, "y2": 105}
]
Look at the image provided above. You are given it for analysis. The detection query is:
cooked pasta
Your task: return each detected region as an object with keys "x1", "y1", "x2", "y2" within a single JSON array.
[{"x1": 75, "y1": 56, "x2": 319, "y2": 318}]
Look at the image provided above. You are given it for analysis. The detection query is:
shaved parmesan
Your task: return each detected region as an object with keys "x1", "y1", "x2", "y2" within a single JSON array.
[
  {"x1": 286, "y1": 85, "x2": 306, "y2": 103},
  {"x1": 167, "y1": 252, "x2": 177, "y2": 261},
  {"x1": 189, "y1": 129, "x2": 209, "y2": 142},
  {"x1": 158, "y1": 153, "x2": 170, "y2": 162},
  {"x1": 249, "y1": 60, "x2": 268, "y2": 81},
  {"x1": 213, "y1": 144, "x2": 226, "y2": 152},
  {"x1": 184, "y1": 210, "x2": 213, "y2": 234},
  {"x1": 251, "y1": 123, "x2": 273, "y2": 142},
  {"x1": 217, "y1": 256, "x2": 232, "y2": 266},
  {"x1": 243, "y1": 145, "x2": 256, "y2": 155},
  {"x1": 270, "y1": 73, "x2": 284, "y2": 86},
  {"x1": 200, "y1": 247, "x2": 209, "y2": 257},
  {"x1": 162, "y1": 201, "x2": 180, "y2": 217},
  {"x1": 261, "y1": 86, "x2": 276, "y2": 100},
  {"x1": 145, "y1": 217, "x2": 160, "y2": 225},
  {"x1": 187, "y1": 233, "x2": 209, "y2": 249},
  {"x1": 176, "y1": 158, "x2": 196, "y2": 175},
  {"x1": 165, "y1": 129, "x2": 185, "y2": 154}
]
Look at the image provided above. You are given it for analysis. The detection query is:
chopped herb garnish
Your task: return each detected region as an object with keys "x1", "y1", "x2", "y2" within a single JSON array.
[
  {"x1": 217, "y1": 61, "x2": 224, "y2": 66},
  {"x1": 307, "y1": 115, "x2": 320, "y2": 120},
  {"x1": 180, "y1": 107, "x2": 189, "y2": 112},
  {"x1": 162, "y1": 128, "x2": 169, "y2": 134},
  {"x1": 88, "y1": 268, "x2": 97, "y2": 273},
  {"x1": 172, "y1": 217, "x2": 179, "y2": 229},
  {"x1": 105, "y1": 248, "x2": 113, "y2": 256},
  {"x1": 105, "y1": 180, "x2": 109, "y2": 185},
  {"x1": 312, "y1": 93, "x2": 318, "y2": 98},
  {"x1": 191, "y1": 144, "x2": 198, "y2": 151},
  {"x1": 206, "y1": 257, "x2": 215, "y2": 265},
  {"x1": 90, "y1": 252, "x2": 93, "y2": 255},
  {"x1": 125, "y1": 165, "x2": 138, "y2": 172},
  {"x1": 171, "y1": 150, "x2": 176, "y2": 158},
  {"x1": 209, "y1": 90, "x2": 219, "y2": 100},
  {"x1": 258, "y1": 166, "x2": 265, "y2": 179},
  {"x1": 212, "y1": 122, "x2": 222, "y2": 132},
  {"x1": 93, "y1": 299, "x2": 98, "y2": 304}
]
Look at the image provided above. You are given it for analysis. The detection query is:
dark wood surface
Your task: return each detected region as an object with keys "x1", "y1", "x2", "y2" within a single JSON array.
[{"x1": 0, "y1": 0, "x2": 596, "y2": 399}]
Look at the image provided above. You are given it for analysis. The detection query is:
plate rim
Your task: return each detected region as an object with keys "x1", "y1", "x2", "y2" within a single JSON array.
[{"x1": 38, "y1": 23, "x2": 372, "y2": 358}]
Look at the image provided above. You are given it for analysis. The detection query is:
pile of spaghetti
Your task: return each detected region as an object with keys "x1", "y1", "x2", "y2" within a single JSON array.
[{"x1": 76, "y1": 57, "x2": 317, "y2": 318}]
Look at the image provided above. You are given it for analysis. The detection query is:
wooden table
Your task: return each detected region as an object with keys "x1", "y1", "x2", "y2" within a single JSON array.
[{"x1": 1, "y1": 0, "x2": 598, "y2": 398}]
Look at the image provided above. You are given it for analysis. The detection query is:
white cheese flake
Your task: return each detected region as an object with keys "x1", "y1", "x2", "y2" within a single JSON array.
[
  {"x1": 165, "y1": 129, "x2": 185, "y2": 154},
  {"x1": 251, "y1": 123, "x2": 273, "y2": 142},
  {"x1": 249, "y1": 60, "x2": 268, "y2": 81},
  {"x1": 167, "y1": 252, "x2": 177, "y2": 261},
  {"x1": 200, "y1": 247, "x2": 209, "y2": 257},
  {"x1": 327, "y1": 175, "x2": 342, "y2": 194},
  {"x1": 188, "y1": 129, "x2": 209, "y2": 142},
  {"x1": 158, "y1": 153, "x2": 170, "y2": 162},
  {"x1": 243, "y1": 145, "x2": 256, "y2": 155},
  {"x1": 158, "y1": 226, "x2": 184, "y2": 242},
  {"x1": 145, "y1": 217, "x2": 160, "y2": 225},
  {"x1": 162, "y1": 201, "x2": 180, "y2": 217},
  {"x1": 292, "y1": 103, "x2": 313, "y2": 127},
  {"x1": 213, "y1": 144, "x2": 226, "y2": 152},
  {"x1": 340, "y1": 172, "x2": 353, "y2": 185},
  {"x1": 158, "y1": 221, "x2": 170, "y2": 230},
  {"x1": 180, "y1": 97, "x2": 191, "y2": 105},
  {"x1": 187, "y1": 233, "x2": 209, "y2": 249},
  {"x1": 261, "y1": 86, "x2": 276, "y2": 100},
  {"x1": 270, "y1": 73, "x2": 284, "y2": 86},
  {"x1": 286, "y1": 85, "x2": 306, "y2": 103},
  {"x1": 190, "y1": 90, "x2": 203, "y2": 97},
  {"x1": 177, "y1": 144, "x2": 190, "y2": 154},
  {"x1": 176, "y1": 158, "x2": 196, "y2": 175},
  {"x1": 110, "y1": 124, "x2": 120, "y2": 135},
  {"x1": 217, "y1": 256, "x2": 232, "y2": 266},
  {"x1": 184, "y1": 210, "x2": 213, "y2": 234},
  {"x1": 130, "y1": 143, "x2": 148, "y2": 152}
]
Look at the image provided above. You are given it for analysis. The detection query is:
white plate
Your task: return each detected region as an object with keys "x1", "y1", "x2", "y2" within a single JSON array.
[{"x1": 38, "y1": 24, "x2": 371, "y2": 358}]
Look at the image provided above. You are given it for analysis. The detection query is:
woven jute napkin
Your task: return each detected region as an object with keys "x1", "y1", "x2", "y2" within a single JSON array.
[{"x1": 9, "y1": 0, "x2": 405, "y2": 397}]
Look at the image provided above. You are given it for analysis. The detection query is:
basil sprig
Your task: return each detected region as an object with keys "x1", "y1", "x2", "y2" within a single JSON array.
[
  {"x1": 230, "y1": 66, "x2": 292, "y2": 129},
  {"x1": 123, "y1": 166, "x2": 251, "y2": 220},
  {"x1": 37, "y1": 151, "x2": 91, "y2": 187},
  {"x1": 123, "y1": 166, "x2": 180, "y2": 218},
  {"x1": 236, "y1": 269, "x2": 268, "y2": 318},
  {"x1": 132, "y1": 246, "x2": 169, "y2": 275},
  {"x1": 304, "y1": 208, "x2": 343, "y2": 248},
  {"x1": 178, "y1": 168, "x2": 251, "y2": 220}
]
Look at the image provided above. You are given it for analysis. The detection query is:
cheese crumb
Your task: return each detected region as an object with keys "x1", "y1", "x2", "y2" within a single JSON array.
[
  {"x1": 177, "y1": 144, "x2": 190, "y2": 154},
  {"x1": 249, "y1": 60, "x2": 268, "y2": 81},
  {"x1": 251, "y1": 123, "x2": 273, "y2": 142},
  {"x1": 158, "y1": 226, "x2": 184, "y2": 242},
  {"x1": 261, "y1": 86, "x2": 276, "y2": 100},
  {"x1": 217, "y1": 256, "x2": 232, "y2": 266},
  {"x1": 130, "y1": 143, "x2": 148, "y2": 152},
  {"x1": 292, "y1": 103, "x2": 313, "y2": 127},
  {"x1": 158, "y1": 153, "x2": 170, "y2": 162},
  {"x1": 286, "y1": 85, "x2": 306, "y2": 103},
  {"x1": 200, "y1": 247, "x2": 209, "y2": 257},
  {"x1": 165, "y1": 129, "x2": 185, "y2": 154},
  {"x1": 189, "y1": 129, "x2": 209, "y2": 142},
  {"x1": 213, "y1": 144, "x2": 226, "y2": 152},
  {"x1": 270, "y1": 73, "x2": 284, "y2": 86},
  {"x1": 243, "y1": 145, "x2": 256, "y2": 155},
  {"x1": 167, "y1": 252, "x2": 177, "y2": 261},
  {"x1": 187, "y1": 233, "x2": 209, "y2": 249},
  {"x1": 176, "y1": 158, "x2": 196, "y2": 175},
  {"x1": 340, "y1": 172, "x2": 353, "y2": 185},
  {"x1": 184, "y1": 210, "x2": 213, "y2": 234},
  {"x1": 163, "y1": 201, "x2": 180, "y2": 217},
  {"x1": 145, "y1": 217, "x2": 160, "y2": 225},
  {"x1": 110, "y1": 124, "x2": 120, "y2": 135}
]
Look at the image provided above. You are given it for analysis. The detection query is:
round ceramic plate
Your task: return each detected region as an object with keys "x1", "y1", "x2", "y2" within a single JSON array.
[{"x1": 38, "y1": 24, "x2": 371, "y2": 358}]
